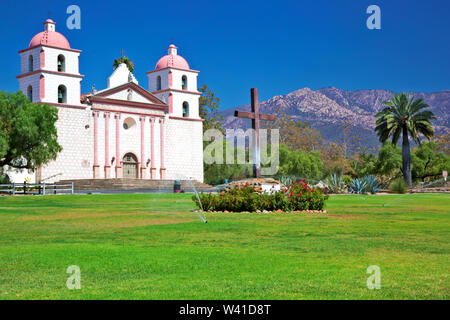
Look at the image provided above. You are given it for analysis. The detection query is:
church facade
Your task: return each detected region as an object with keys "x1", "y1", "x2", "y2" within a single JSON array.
[{"x1": 15, "y1": 19, "x2": 204, "y2": 183}]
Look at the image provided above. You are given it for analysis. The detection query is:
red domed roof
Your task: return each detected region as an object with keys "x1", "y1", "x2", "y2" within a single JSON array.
[
  {"x1": 28, "y1": 20, "x2": 71, "y2": 49},
  {"x1": 155, "y1": 45, "x2": 190, "y2": 70},
  {"x1": 29, "y1": 31, "x2": 71, "y2": 49}
]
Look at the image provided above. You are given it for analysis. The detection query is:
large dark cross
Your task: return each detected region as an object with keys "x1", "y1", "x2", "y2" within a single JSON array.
[{"x1": 234, "y1": 88, "x2": 277, "y2": 178}]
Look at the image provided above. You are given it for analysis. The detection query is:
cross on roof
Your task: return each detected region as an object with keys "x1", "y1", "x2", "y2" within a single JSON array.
[
  {"x1": 120, "y1": 49, "x2": 125, "y2": 57},
  {"x1": 234, "y1": 88, "x2": 277, "y2": 178}
]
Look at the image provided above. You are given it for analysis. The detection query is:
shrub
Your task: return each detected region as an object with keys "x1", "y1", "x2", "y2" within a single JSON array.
[
  {"x1": 324, "y1": 174, "x2": 347, "y2": 194},
  {"x1": 363, "y1": 175, "x2": 381, "y2": 194},
  {"x1": 192, "y1": 180, "x2": 328, "y2": 212},
  {"x1": 342, "y1": 175, "x2": 352, "y2": 185},
  {"x1": 389, "y1": 178, "x2": 408, "y2": 194},
  {"x1": 348, "y1": 178, "x2": 368, "y2": 194}
]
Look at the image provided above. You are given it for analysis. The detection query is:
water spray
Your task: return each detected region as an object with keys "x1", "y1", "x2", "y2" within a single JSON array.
[{"x1": 179, "y1": 175, "x2": 208, "y2": 223}]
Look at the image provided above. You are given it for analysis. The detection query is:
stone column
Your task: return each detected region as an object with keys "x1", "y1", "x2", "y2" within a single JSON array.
[
  {"x1": 159, "y1": 118, "x2": 166, "y2": 179},
  {"x1": 140, "y1": 116, "x2": 147, "y2": 179},
  {"x1": 150, "y1": 117, "x2": 156, "y2": 179},
  {"x1": 93, "y1": 111, "x2": 100, "y2": 178},
  {"x1": 115, "y1": 113, "x2": 122, "y2": 178},
  {"x1": 104, "y1": 112, "x2": 111, "y2": 178}
]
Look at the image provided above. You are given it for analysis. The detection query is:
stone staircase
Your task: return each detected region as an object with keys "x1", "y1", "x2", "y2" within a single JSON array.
[{"x1": 56, "y1": 179, "x2": 215, "y2": 193}]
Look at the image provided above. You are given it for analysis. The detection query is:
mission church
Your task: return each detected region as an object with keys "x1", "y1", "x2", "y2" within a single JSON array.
[{"x1": 14, "y1": 19, "x2": 204, "y2": 183}]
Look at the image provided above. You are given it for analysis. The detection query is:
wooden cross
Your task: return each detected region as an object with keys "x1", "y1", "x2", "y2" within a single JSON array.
[
  {"x1": 120, "y1": 49, "x2": 125, "y2": 57},
  {"x1": 234, "y1": 88, "x2": 277, "y2": 178}
]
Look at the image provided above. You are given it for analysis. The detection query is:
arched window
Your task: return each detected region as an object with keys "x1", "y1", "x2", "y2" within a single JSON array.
[
  {"x1": 28, "y1": 55, "x2": 33, "y2": 72},
  {"x1": 156, "y1": 76, "x2": 161, "y2": 91},
  {"x1": 27, "y1": 85, "x2": 33, "y2": 101},
  {"x1": 181, "y1": 75, "x2": 187, "y2": 90},
  {"x1": 57, "y1": 55, "x2": 65, "y2": 72},
  {"x1": 182, "y1": 101, "x2": 189, "y2": 118},
  {"x1": 58, "y1": 85, "x2": 67, "y2": 103}
]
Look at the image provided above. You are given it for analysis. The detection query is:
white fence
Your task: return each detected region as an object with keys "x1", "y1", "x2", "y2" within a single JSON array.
[{"x1": 0, "y1": 182, "x2": 74, "y2": 195}]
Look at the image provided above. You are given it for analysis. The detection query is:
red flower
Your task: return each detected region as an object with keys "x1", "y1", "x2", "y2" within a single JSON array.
[{"x1": 296, "y1": 194, "x2": 300, "y2": 197}]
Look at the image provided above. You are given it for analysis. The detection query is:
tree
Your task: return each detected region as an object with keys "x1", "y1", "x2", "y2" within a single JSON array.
[
  {"x1": 375, "y1": 93, "x2": 436, "y2": 187},
  {"x1": 199, "y1": 84, "x2": 224, "y2": 133},
  {"x1": 320, "y1": 142, "x2": 352, "y2": 176},
  {"x1": 375, "y1": 142, "x2": 402, "y2": 181},
  {"x1": 350, "y1": 152, "x2": 377, "y2": 178},
  {"x1": 113, "y1": 56, "x2": 134, "y2": 73},
  {"x1": 266, "y1": 112, "x2": 323, "y2": 152},
  {"x1": 434, "y1": 130, "x2": 450, "y2": 156},
  {"x1": 0, "y1": 91, "x2": 62, "y2": 170},
  {"x1": 411, "y1": 141, "x2": 450, "y2": 182},
  {"x1": 278, "y1": 144, "x2": 324, "y2": 180}
]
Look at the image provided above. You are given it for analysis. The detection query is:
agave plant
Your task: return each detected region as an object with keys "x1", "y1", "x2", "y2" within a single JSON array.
[
  {"x1": 348, "y1": 178, "x2": 368, "y2": 194},
  {"x1": 279, "y1": 176, "x2": 295, "y2": 186},
  {"x1": 363, "y1": 175, "x2": 381, "y2": 194},
  {"x1": 324, "y1": 174, "x2": 347, "y2": 194}
]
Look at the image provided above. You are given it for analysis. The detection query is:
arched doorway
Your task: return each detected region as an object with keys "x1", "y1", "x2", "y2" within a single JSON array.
[{"x1": 122, "y1": 153, "x2": 138, "y2": 178}]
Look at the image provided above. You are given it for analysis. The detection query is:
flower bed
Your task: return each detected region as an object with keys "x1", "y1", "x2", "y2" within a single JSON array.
[{"x1": 192, "y1": 180, "x2": 328, "y2": 212}]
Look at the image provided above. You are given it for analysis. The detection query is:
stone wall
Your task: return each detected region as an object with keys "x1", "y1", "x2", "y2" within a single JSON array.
[{"x1": 40, "y1": 106, "x2": 93, "y2": 182}]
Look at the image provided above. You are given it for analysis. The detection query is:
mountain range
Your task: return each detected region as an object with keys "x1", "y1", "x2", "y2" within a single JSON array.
[{"x1": 220, "y1": 87, "x2": 449, "y2": 151}]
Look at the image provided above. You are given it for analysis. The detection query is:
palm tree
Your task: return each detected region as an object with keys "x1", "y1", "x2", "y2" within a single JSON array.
[
  {"x1": 375, "y1": 93, "x2": 436, "y2": 187},
  {"x1": 112, "y1": 56, "x2": 134, "y2": 73}
]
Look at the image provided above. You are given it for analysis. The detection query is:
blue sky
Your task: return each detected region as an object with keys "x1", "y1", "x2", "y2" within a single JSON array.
[{"x1": 0, "y1": 0, "x2": 449, "y2": 110}]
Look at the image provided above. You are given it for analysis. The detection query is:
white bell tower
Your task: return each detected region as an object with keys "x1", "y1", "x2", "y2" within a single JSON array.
[
  {"x1": 17, "y1": 19, "x2": 83, "y2": 106},
  {"x1": 146, "y1": 44, "x2": 201, "y2": 118}
]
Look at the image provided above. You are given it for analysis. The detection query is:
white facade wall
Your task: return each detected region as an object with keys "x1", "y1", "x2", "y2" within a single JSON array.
[
  {"x1": 40, "y1": 106, "x2": 93, "y2": 182},
  {"x1": 108, "y1": 63, "x2": 138, "y2": 88},
  {"x1": 165, "y1": 118, "x2": 203, "y2": 182}
]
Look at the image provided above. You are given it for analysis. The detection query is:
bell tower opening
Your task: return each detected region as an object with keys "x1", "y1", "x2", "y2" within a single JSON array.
[{"x1": 58, "y1": 85, "x2": 67, "y2": 103}]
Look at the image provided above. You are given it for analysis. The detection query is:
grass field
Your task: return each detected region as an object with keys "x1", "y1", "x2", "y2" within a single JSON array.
[{"x1": 0, "y1": 193, "x2": 448, "y2": 300}]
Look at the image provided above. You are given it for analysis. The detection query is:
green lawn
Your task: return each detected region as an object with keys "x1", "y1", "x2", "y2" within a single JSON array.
[{"x1": 0, "y1": 193, "x2": 448, "y2": 299}]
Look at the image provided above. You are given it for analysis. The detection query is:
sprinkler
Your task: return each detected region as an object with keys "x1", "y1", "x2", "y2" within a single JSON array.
[{"x1": 178, "y1": 175, "x2": 208, "y2": 223}]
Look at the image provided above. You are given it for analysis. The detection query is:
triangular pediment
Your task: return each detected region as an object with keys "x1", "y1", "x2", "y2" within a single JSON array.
[{"x1": 92, "y1": 82, "x2": 167, "y2": 107}]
